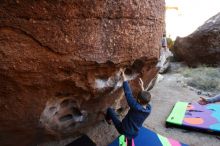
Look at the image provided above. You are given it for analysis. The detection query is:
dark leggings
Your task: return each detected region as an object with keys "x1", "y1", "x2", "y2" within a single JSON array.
[
  {"x1": 107, "y1": 108, "x2": 133, "y2": 146},
  {"x1": 107, "y1": 108, "x2": 124, "y2": 134}
]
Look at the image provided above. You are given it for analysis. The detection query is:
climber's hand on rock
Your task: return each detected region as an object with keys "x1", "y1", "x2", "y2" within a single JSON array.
[
  {"x1": 120, "y1": 68, "x2": 127, "y2": 81},
  {"x1": 138, "y1": 78, "x2": 144, "y2": 91}
]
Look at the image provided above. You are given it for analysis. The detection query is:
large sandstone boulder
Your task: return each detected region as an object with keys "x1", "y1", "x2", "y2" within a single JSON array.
[
  {"x1": 173, "y1": 12, "x2": 220, "y2": 66},
  {"x1": 0, "y1": 1, "x2": 164, "y2": 145}
]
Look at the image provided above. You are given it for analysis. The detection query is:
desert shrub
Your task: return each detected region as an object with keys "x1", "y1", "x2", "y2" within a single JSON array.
[
  {"x1": 180, "y1": 66, "x2": 220, "y2": 92},
  {"x1": 166, "y1": 37, "x2": 180, "y2": 62},
  {"x1": 167, "y1": 37, "x2": 174, "y2": 50}
]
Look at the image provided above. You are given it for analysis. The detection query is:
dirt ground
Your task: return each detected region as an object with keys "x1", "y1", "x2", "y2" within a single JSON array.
[{"x1": 42, "y1": 63, "x2": 220, "y2": 146}]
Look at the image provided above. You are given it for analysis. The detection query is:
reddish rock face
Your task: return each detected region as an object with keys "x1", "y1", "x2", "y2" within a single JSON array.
[
  {"x1": 173, "y1": 12, "x2": 220, "y2": 66},
  {"x1": 0, "y1": 1, "x2": 164, "y2": 145}
]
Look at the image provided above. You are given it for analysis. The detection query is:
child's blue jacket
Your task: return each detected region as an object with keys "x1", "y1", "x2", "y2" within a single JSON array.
[{"x1": 122, "y1": 81, "x2": 151, "y2": 138}]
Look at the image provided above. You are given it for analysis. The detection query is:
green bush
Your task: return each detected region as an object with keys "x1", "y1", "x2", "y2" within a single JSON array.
[
  {"x1": 167, "y1": 37, "x2": 174, "y2": 50},
  {"x1": 180, "y1": 66, "x2": 220, "y2": 92}
]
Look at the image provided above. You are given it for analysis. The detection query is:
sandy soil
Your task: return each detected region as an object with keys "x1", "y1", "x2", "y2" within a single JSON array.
[
  {"x1": 42, "y1": 63, "x2": 220, "y2": 146},
  {"x1": 144, "y1": 72, "x2": 220, "y2": 146}
]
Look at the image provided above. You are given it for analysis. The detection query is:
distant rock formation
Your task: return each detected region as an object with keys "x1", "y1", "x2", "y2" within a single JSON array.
[
  {"x1": 173, "y1": 12, "x2": 220, "y2": 66},
  {"x1": 0, "y1": 1, "x2": 164, "y2": 145}
]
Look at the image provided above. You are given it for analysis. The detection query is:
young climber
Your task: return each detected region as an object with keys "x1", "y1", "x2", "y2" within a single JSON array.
[
  {"x1": 105, "y1": 69, "x2": 151, "y2": 145},
  {"x1": 161, "y1": 33, "x2": 168, "y2": 49},
  {"x1": 198, "y1": 93, "x2": 220, "y2": 105}
]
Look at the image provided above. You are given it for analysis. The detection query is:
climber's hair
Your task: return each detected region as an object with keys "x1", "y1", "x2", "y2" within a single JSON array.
[{"x1": 137, "y1": 91, "x2": 151, "y2": 105}]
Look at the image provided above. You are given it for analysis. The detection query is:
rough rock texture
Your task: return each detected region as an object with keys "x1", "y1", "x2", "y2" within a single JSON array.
[
  {"x1": 0, "y1": 1, "x2": 164, "y2": 146},
  {"x1": 173, "y1": 12, "x2": 220, "y2": 66}
]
